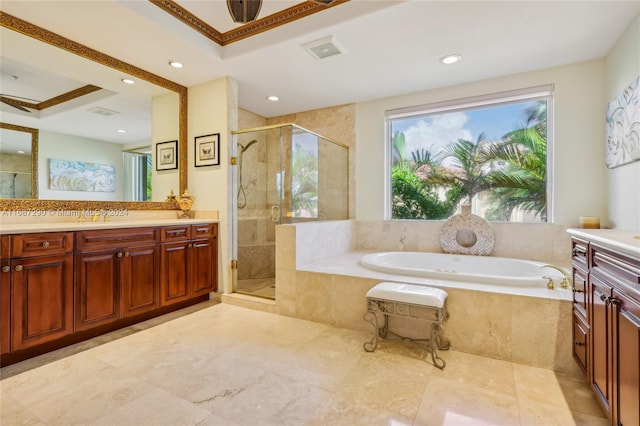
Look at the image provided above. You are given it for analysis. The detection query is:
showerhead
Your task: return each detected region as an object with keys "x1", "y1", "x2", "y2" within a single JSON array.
[{"x1": 239, "y1": 139, "x2": 258, "y2": 153}]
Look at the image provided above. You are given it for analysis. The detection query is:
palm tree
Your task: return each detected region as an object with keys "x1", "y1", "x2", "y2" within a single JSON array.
[
  {"x1": 429, "y1": 133, "x2": 494, "y2": 206},
  {"x1": 483, "y1": 101, "x2": 548, "y2": 220}
]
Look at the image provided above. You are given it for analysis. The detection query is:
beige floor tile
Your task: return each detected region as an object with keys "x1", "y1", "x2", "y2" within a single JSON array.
[
  {"x1": 518, "y1": 398, "x2": 609, "y2": 426},
  {"x1": 1, "y1": 302, "x2": 608, "y2": 426},
  {"x1": 201, "y1": 371, "x2": 331, "y2": 426},
  {"x1": 430, "y1": 350, "x2": 516, "y2": 395},
  {"x1": 333, "y1": 350, "x2": 432, "y2": 418},
  {"x1": 0, "y1": 392, "x2": 45, "y2": 425},
  {"x1": 309, "y1": 394, "x2": 414, "y2": 426},
  {"x1": 414, "y1": 375, "x2": 521, "y2": 425},
  {"x1": 88, "y1": 388, "x2": 211, "y2": 426},
  {"x1": 513, "y1": 364, "x2": 604, "y2": 417},
  {"x1": 24, "y1": 365, "x2": 158, "y2": 425}
]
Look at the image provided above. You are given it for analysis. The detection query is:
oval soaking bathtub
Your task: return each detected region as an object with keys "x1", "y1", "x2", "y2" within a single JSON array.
[{"x1": 360, "y1": 251, "x2": 567, "y2": 287}]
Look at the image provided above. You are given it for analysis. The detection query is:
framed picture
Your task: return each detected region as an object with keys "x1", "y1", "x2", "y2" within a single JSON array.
[
  {"x1": 195, "y1": 133, "x2": 220, "y2": 167},
  {"x1": 156, "y1": 140, "x2": 178, "y2": 170}
]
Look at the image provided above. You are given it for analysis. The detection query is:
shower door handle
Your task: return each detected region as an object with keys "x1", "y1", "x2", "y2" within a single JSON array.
[{"x1": 271, "y1": 205, "x2": 281, "y2": 223}]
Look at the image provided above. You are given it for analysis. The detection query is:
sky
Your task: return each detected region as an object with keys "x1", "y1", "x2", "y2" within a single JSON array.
[{"x1": 392, "y1": 101, "x2": 538, "y2": 159}]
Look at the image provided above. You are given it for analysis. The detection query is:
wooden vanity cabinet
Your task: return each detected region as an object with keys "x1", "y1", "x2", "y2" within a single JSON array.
[
  {"x1": 572, "y1": 237, "x2": 640, "y2": 426},
  {"x1": 7, "y1": 233, "x2": 74, "y2": 352},
  {"x1": 160, "y1": 223, "x2": 217, "y2": 306},
  {"x1": 1, "y1": 222, "x2": 217, "y2": 366},
  {"x1": 75, "y1": 227, "x2": 159, "y2": 331}
]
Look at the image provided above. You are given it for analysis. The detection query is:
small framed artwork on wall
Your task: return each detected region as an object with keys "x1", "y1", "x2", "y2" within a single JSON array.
[
  {"x1": 156, "y1": 140, "x2": 178, "y2": 170},
  {"x1": 195, "y1": 133, "x2": 220, "y2": 167}
]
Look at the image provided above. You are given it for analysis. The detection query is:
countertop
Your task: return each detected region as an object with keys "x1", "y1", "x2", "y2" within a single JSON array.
[
  {"x1": 0, "y1": 218, "x2": 219, "y2": 235},
  {"x1": 567, "y1": 228, "x2": 640, "y2": 258}
]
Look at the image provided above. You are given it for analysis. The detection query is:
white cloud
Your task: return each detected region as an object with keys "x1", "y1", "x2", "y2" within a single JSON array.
[{"x1": 403, "y1": 112, "x2": 472, "y2": 159}]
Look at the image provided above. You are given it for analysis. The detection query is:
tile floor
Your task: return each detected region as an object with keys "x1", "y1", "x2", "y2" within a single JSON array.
[{"x1": 1, "y1": 302, "x2": 608, "y2": 426}]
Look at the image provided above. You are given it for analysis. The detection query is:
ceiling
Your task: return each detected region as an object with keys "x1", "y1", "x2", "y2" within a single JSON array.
[{"x1": 1, "y1": 0, "x2": 638, "y2": 139}]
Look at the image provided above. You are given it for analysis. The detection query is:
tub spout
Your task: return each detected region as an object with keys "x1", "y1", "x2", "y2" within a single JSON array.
[{"x1": 540, "y1": 264, "x2": 572, "y2": 289}]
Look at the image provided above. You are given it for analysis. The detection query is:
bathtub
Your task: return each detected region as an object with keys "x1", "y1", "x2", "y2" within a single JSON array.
[{"x1": 360, "y1": 251, "x2": 567, "y2": 287}]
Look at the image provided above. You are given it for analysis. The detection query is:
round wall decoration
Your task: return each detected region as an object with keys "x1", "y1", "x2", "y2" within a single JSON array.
[{"x1": 440, "y1": 205, "x2": 495, "y2": 255}]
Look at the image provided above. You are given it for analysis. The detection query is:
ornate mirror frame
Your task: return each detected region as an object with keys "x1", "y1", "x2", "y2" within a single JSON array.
[
  {"x1": 0, "y1": 12, "x2": 187, "y2": 211},
  {"x1": 0, "y1": 122, "x2": 38, "y2": 199}
]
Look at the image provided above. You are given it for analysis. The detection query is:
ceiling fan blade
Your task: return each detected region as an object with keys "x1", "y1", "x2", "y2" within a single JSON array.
[{"x1": 0, "y1": 98, "x2": 32, "y2": 113}]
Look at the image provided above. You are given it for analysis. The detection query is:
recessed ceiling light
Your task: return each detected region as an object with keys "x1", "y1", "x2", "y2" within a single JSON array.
[
  {"x1": 440, "y1": 54, "x2": 462, "y2": 65},
  {"x1": 117, "y1": 129, "x2": 127, "y2": 133},
  {"x1": 168, "y1": 60, "x2": 183, "y2": 69},
  {"x1": 266, "y1": 95, "x2": 279, "y2": 102},
  {"x1": 17, "y1": 150, "x2": 25, "y2": 154},
  {"x1": 121, "y1": 78, "x2": 135, "y2": 85}
]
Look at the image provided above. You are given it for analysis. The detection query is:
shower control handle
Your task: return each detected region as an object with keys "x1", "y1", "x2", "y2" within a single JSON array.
[{"x1": 271, "y1": 205, "x2": 281, "y2": 223}]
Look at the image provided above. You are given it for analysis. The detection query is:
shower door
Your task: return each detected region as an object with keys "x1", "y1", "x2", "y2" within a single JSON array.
[{"x1": 232, "y1": 126, "x2": 286, "y2": 299}]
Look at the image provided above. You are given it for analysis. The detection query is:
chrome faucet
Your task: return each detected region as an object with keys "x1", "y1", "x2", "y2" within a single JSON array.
[{"x1": 541, "y1": 264, "x2": 572, "y2": 289}]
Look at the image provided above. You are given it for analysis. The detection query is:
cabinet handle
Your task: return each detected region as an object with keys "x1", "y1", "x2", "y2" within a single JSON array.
[
  {"x1": 572, "y1": 288, "x2": 584, "y2": 294},
  {"x1": 42, "y1": 241, "x2": 50, "y2": 248},
  {"x1": 572, "y1": 248, "x2": 586, "y2": 257},
  {"x1": 117, "y1": 252, "x2": 123, "y2": 258},
  {"x1": 1, "y1": 266, "x2": 10, "y2": 273},
  {"x1": 600, "y1": 294, "x2": 608, "y2": 303},
  {"x1": 15, "y1": 265, "x2": 23, "y2": 272},
  {"x1": 609, "y1": 297, "x2": 621, "y2": 307},
  {"x1": 573, "y1": 341, "x2": 585, "y2": 346},
  {"x1": 124, "y1": 252, "x2": 130, "y2": 257}
]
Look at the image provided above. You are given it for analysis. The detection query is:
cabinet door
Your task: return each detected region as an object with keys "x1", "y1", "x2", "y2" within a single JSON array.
[
  {"x1": 590, "y1": 274, "x2": 613, "y2": 417},
  {"x1": 191, "y1": 238, "x2": 216, "y2": 296},
  {"x1": 613, "y1": 291, "x2": 640, "y2": 426},
  {"x1": 11, "y1": 254, "x2": 73, "y2": 351},
  {"x1": 160, "y1": 242, "x2": 190, "y2": 306},
  {"x1": 75, "y1": 249, "x2": 119, "y2": 331},
  {"x1": 573, "y1": 310, "x2": 589, "y2": 376},
  {"x1": 1, "y1": 259, "x2": 11, "y2": 355},
  {"x1": 121, "y1": 245, "x2": 159, "y2": 318}
]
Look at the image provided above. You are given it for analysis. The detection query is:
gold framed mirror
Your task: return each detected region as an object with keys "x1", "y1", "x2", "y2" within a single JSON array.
[
  {"x1": 0, "y1": 122, "x2": 38, "y2": 199},
  {"x1": 0, "y1": 12, "x2": 187, "y2": 211}
]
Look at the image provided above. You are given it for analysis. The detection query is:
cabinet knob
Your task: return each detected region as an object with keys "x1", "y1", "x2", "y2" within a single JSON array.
[
  {"x1": 42, "y1": 241, "x2": 50, "y2": 248},
  {"x1": 572, "y1": 288, "x2": 584, "y2": 294},
  {"x1": 117, "y1": 252, "x2": 123, "y2": 258},
  {"x1": 573, "y1": 341, "x2": 585, "y2": 346},
  {"x1": 1, "y1": 266, "x2": 10, "y2": 273},
  {"x1": 124, "y1": 252, "x2": 130, "y2": 257},
  {"x1": 15, "y1": 265, "x2": 23, "y2": 272},
  {"x1": 188, "y1": 243, "x2": 193, "y2": 248}
]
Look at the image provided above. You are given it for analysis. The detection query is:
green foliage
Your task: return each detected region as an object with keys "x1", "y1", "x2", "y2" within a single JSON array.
[
  {"x1": 291, "y1": 143, "x2": 318, "y2": 216},
  {"x1": 390, "y1": 101, "x2": 548, "y2": 222}
]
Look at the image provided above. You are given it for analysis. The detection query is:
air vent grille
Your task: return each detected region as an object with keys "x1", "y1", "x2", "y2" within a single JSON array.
[
  {"x1": 302, "y1": 36, "x2": 347, "y2": 60},
  {"x1": 87, "y1": 107, "x2": 119, "y2": 116}
]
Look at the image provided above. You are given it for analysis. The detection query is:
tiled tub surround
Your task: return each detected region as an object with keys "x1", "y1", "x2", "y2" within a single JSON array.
[{"x1": 233, "y1": 219, "x2": 583, "y2": 374}]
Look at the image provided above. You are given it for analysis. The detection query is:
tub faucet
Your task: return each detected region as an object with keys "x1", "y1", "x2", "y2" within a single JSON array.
[{"x1": 541, "y1": 264, "x2": 572, "y2": 289}]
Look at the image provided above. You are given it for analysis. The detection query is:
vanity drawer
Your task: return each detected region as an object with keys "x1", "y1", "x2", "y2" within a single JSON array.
[
  {"x1": 571, "y1": 238, "x2": 588, "y2": 269},
  {"x1": 160, "y1": 223, "x2": 216, "y2": 242},
  {"x1": 192, "y1": 223, "x2": 216, "y2": 240},
  {"x1": 76, "y1": 227, "x2": 157, "y2": 251},
  {"x1": 11, "y1": 232, "x2": 73, "y2": 258}
]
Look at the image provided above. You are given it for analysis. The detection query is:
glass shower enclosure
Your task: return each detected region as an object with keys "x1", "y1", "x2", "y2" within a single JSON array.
[{"x1": 231, "y1": 124, "x2": 349, "y2": 299}]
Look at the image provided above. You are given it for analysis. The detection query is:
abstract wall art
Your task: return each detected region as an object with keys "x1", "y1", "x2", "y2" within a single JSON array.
[
  {"x1": 606, "y1": 75, "x2": 640, "y2": 168},
  {"x1": 49, "y1": 159, "x2": 116, "y2": 192}
]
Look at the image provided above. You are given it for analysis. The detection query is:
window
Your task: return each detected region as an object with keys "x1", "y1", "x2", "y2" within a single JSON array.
[
  {"x1": 387, "y1": 86, "x2": 552, "y2": 222},
  {"x1": 123, "y1": 148, "x2": 152, "y2": 201}
]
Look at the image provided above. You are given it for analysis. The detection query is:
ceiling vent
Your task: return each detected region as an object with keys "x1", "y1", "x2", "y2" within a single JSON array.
[
  {"x1": 87, "y1": 106, "x2": 119, "y2": 116},
  {"x1": 302, "y1": 36, "x2": 347, "y2": 60}
]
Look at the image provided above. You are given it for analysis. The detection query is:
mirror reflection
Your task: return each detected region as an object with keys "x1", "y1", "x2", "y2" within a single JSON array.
[
  {"x1": 0, "y1": 124, "x2": 37, "y2": 199},
  {"x1": 0, "y1": 16, "x2": 183, "y2": 204}
]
